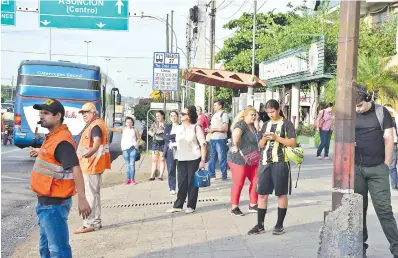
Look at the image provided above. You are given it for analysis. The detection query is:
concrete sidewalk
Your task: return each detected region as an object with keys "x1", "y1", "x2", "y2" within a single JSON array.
[{"x1": 12, "y1": 149, "x2": 398, "y2": 258}]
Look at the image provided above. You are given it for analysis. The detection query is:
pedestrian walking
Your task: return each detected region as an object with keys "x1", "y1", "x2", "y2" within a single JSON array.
[
  {"x1": 29, "y1": 98, "x2": 91, "y2": 257},
  {"x1": 207, "y1": 99, "x2": 229, "y2": 180},
  {"x1": 167, "y1": 106, "x2": 207, "y2": 214},
  {"x1": 163, "y1": 111, "x2": 179, "y2": 195},
  {"x1": 315, "y1": 103, "x2": 334, "y2": 160},
  {"x1": 354, "y1": 86, "x2": 398, "y2": 258},
  {"x1": 384, "y1": 104, "x2": 398, "y2": 190},
  {"x1": 74, "y1": 102, "x2": 111, "y2": 234},
  {"x1": 148, "y1": 111, "x2": 166, "y2": 180},
  {"x1": 108, "y1": 117, "x2": 140, "y2": 185},
  {"x1": 228, "y1": 107, "x2": 260, "y2": 216},
  {"x1": 248, "y1": 99, "x2": 297, "y2": 235}
]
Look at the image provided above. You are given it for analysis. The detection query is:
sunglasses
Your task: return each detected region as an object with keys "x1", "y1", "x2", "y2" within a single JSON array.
[{"x1": 180, "y1": 112, "x2": 187, "y2": 116}]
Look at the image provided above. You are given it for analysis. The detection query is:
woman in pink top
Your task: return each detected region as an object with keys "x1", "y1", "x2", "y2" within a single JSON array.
[{"x1": 316, "y1": 103, "x2": 334, "y2": 160}]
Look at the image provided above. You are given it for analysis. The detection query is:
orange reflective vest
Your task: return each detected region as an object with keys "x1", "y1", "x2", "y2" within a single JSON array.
[
  {"x1": 30, "y1": 125, "x2": 76, "y2": 198},
  {"x1": 77, "y1": 118, "x2": 111, "y2": 174}
]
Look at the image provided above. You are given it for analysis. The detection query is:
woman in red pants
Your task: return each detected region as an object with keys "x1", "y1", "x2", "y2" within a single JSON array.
[{"x1": 227, "y1": 107, "x2": 260, "y2": 216}]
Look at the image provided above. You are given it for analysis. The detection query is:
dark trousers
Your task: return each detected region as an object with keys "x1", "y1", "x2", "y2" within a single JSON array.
[
  {"x1": 173, "y1": 158, "x2": 200, "y2": 210},
  {"x1": 355, "y1": 163, "x2": 398, "y2": 256},
  {"x1": 166, "y1": 149, "x2": 177, "y2": 191},
  {"x1": 317, "y1": 129, "x2": 333, "y2": 157}
]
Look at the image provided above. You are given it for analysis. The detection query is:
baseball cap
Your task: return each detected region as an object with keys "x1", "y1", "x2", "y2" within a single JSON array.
[
  {"x1": 78, "y1": 102, "x2": 97, "y2": 113},
  {"x1": 33, "y1": 98, "x2": 65, "y2": 116}
]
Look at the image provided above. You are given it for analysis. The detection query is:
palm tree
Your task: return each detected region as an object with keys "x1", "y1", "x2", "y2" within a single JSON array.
[
  {"x1": 357, "y1": 54, "x2": 398, "y2": 101},
  {"x1": 321, "y1": 54, "x2": 398, "y2": 104}
]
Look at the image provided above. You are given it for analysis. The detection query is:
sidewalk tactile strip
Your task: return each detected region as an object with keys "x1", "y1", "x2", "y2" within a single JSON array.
[{"x1": 102, "y1": 198, "x2": 219, "y2": 209}]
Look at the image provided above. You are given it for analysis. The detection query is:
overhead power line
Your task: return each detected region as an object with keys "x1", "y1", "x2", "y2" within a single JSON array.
[
  {"x1": 219, "y1": 0, "x2": 249, "y2": 20},
  {"x1": 257, "y1": 0, "x2": 267, "y2": 12}
]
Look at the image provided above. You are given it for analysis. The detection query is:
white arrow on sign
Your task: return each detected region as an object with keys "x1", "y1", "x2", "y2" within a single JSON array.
[
  {"x1": 96, "y1": 22, "x2": 106, "y2": 28},
  {"x1": 115, "y1": 0, "x2": 124, "y2": 15},
  {"x1": 40, "y1": 20, "x2": 51, "y2": 26}
]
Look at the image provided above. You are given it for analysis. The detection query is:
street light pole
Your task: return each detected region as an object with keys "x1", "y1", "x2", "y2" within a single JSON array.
[
  {"x1": 247, "y1": 0, "x2": 257, "y2": 107},
  {"x1": 84, "y1": 40, "x2": 91, "y2": 64},
  {"x1": 105, "y1": 58, "x2": 111, "y2": 75}
]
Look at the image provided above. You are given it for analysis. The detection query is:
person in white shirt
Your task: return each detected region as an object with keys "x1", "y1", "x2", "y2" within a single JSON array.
[
  {"x1": 167, "y1": 106, "x2": 207, "y2": 214},
  {"x1": 108, "y1": 117, "x2": 140, "y2": 185},
  {"x1": 207, "y1": 99, "x2": 229, "y2": 180}
]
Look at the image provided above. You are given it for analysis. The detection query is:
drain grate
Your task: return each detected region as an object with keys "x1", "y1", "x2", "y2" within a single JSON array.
[{"x1": 102, "y1": 198, "x2": 218, "y2": 209}]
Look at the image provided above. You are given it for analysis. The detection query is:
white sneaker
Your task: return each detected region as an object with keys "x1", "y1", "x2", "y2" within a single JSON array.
[
  {"x1": 185, "y1": 208, "x2": 195, "y2": 214},
  {"x1": 324, "y1": 156, "x2": 330, "y2": 160},
  {"x1": 166, "y1": 208, "x2": 183, "y2": 213},
  {"x1": 170, "y1": 190, "x2": 176, "y2": 195}
]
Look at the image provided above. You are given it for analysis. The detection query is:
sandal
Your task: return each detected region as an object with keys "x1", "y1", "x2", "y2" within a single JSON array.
[{"x1": 148, "y1": 177, "x2": 155, "y2": 181}]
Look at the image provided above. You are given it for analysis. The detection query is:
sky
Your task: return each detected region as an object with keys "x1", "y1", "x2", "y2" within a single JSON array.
[{"x1": 1, "y1": 0, "x2": 305, "y2": 98}]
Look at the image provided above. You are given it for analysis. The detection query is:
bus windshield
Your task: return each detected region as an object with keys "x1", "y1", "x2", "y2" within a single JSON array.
[{"x1": 17, "y1": 64, "x2": 100, "y2": 93}]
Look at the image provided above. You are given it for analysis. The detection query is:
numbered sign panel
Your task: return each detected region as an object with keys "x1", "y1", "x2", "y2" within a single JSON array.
[{"x1": 152, "y1": 52, "x2": 180, "y2": 92}]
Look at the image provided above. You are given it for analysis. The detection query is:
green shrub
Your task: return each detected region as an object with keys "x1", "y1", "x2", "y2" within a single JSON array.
[{"x1": 296, "y1": 124, "x2": 316, "y2": 137}]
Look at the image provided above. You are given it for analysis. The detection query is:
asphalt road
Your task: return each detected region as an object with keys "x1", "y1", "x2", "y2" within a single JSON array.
[{"x1": 1, "y1": 126, "x2": 126, "y2": 258}]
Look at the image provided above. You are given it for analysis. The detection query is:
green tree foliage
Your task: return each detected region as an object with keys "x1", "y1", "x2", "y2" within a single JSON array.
[
  {"x1": 321, "y1": 13, "x2": 398, "y2": 103},
  {"x1": 214, "y1": 5, "x2": 340, "y2": 107},
  {"x1": 134, "y1": 103, "x2": 150, "y2": 122}
]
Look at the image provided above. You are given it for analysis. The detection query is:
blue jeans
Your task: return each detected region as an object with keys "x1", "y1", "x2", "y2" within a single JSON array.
[
  {"x1": 317, "y1": 130, "x2": 333, "y2": 157},
  {"x1": 36, "y1": 198, "x2": 72, "y2": 258},
  {"x1": 390, "y1": 145, "x2": 398, "y2": 187},
  {"x1": 208, "y1": 139, "x2": 228, "y2": 178},
  {"x1": 165, "y1": 149, "x2": 177, "y2": 191},
  {"x1": 122, "y1": 146, "x2": 138, "y2": 180}
]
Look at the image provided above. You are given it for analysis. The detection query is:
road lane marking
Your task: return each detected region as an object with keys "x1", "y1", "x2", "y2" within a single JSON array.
[
  {"x1": 1, "y1": 148, "x2": 24, "y2": 155},
  {"x1": 1, "y1": 176, "x2": 30, "y2": 181}
]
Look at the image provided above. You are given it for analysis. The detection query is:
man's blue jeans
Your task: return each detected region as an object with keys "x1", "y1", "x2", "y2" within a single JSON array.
[
  {"x1": 122, "y1": 146, "x2": 138, "y2": 180},
  {"x1": 390, "y1": 145, "x2": 398, "y2": 187},
  {"x1": 36, "y1": 198, "x2": 72, "y2": 258},
  {"x1": 208, "y1": 139, "x2": 228, "y2": 179}
]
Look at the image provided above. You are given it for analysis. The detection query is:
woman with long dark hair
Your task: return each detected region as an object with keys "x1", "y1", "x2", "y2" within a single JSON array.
[
  {"x1": 248, "y1": 99, "x2": 297, "y2": 236},
  {"x1": 167, "y1": 106, "x2": 207, "y2": 214},
  {"x1": 148, "y1": 110, "x2": 166, "y2": 180},
  {"x1": 163, "y1": 111, "x2": 179, "y2": 195}
]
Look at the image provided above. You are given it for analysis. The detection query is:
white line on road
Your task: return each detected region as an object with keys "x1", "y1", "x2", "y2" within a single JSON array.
[
  {"x1": 1, "y1": 148, "x2": 23, "y2": 155},
  {"x1": 1, "y1": 176, "x2": 29, "y2": 181}
]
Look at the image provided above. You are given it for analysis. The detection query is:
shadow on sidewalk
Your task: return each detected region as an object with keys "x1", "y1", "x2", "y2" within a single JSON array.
[{"x1": 97, "y1": 199, "x2": 325, "y2": 233}]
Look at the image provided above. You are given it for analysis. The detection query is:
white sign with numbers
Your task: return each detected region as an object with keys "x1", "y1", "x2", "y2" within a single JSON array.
[{"x1": 152, "y1": 52, "x2": 180, "y2": 91}]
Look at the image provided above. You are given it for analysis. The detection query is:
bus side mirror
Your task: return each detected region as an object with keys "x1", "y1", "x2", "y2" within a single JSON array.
[{"x1": 116, "y1": 94, "x2": 121, "y2": 105}]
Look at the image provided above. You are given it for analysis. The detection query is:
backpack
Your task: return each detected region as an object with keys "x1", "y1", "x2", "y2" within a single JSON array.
[
  {"x1": 375, "y1": 104, "x2": 385, "y2": 131},
  {"x1": 314, "y1": 110, "x2": 326, "y2": 129},
  {"x1": 219, "y1": 111, "x2": 232, "y2": 139}
]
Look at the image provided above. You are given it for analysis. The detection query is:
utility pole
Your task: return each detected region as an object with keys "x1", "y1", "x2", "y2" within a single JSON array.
[
  {"x1": 318, "y1": 1, "x2": 362, "y2": 256},
  {"x1": 186, "y1": 16, "x2": 193, "y2": 107},
  {"x1": 247, "y1": 0, "x2": 256, "y2": 107},
  {"x1": 195, "y1": 0, "x2": 207, "y2": 112},
  {"x1": 164, "y1": 14, "x2": 170, "y2": 112},
  {"x1": 208, "y1": 0, "x2": 216, "y2": 113},
  {"x1": 166, "y1": 14, "x2": 170, "y2": 52},
  {"x1": 84, "y1": 40, "x2": 91, "y2": 64},
  {"x1": 171, "y1": 10, "x2": 174, "y2": 53}
]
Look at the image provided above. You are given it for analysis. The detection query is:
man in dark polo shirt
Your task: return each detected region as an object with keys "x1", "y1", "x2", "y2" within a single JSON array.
[{"x1": 354, "y1": 85, "x2": 398, "y2": 258}]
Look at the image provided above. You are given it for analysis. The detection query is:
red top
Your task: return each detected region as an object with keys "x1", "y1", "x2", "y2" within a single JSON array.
[{"x1": 198, "y1": 114, "x2": 209, "y2": 135}]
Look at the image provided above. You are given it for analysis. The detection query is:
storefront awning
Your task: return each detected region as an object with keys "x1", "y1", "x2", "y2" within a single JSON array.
[{"x1": 182, "y1": 68, "x2": 267, "y2": 90}]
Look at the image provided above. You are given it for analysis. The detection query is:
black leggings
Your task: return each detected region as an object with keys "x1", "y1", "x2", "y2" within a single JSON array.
[{"x1": 173, "y1": 158, "x2": 201, "y2": 210}]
